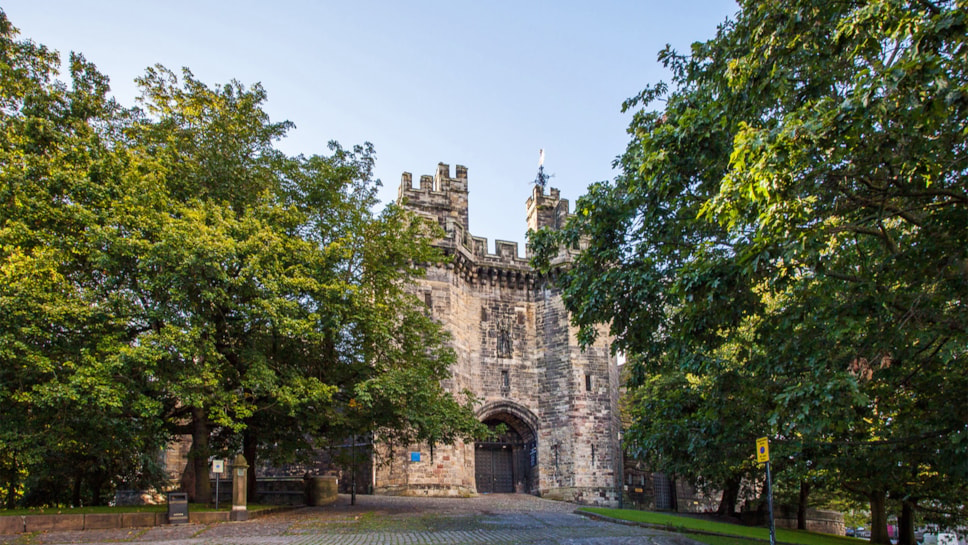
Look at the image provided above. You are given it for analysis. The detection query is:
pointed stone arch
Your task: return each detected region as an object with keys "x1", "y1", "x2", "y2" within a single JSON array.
[
  {"x1": 475, "y1": 401, "x2": 539, "y2": 494},
  {"x1": 476, "y1": 400, "x2": 539, "y2": 440}
]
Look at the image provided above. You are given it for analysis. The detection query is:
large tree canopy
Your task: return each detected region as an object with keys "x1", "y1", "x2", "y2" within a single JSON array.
[
  {"x1": 0, "y1": 10, "x2": 482, "y2": 507},
  {"x1": 0, "y1": 11, "x2": 165, "y2": 506},
  {"x1": 531, "y1": 0, "x2": 967, "y2": 539}
]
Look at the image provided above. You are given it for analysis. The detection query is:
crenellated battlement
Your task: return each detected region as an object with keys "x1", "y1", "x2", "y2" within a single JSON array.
[
  {"x1": 397, "y1": 163, "x2": 469, "y2": 234},
  {"x1": 452, "y1": 222, "x2": 529, "y2": 266},
  {"x1": 397, "y1": 163, "x2": 578, "y2": 287},
  {"x1": 397, "y1": 163, "x2": 469, "y2": 193}
]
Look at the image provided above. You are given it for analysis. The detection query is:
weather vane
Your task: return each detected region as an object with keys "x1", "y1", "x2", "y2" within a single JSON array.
[{"x1": 534, "y1": 148, "x2": 551, "y2": 188}]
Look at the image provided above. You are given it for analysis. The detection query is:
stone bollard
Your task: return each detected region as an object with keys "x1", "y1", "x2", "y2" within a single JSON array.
[{"x1": 230, "y1": 454, "x2": 248, "y2": 521}]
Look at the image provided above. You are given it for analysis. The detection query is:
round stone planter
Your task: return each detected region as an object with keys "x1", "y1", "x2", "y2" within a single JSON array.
[{"x1": 307, "y1": 476, "x2": 338, "y2": 506}]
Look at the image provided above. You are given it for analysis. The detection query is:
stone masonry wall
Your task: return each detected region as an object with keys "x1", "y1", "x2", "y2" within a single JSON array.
[{"x1": 373, "y1": 440, "x2": 475, "y2": 497}]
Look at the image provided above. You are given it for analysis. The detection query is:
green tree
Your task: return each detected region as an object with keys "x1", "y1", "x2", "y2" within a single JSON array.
[
  {"x1": 0, "y1": 10, "x2": 169, "y2": 506},
  {"x1": 625, "y1": 367, "x2": 764, "y2": 515},
  {"x1": 1, "y1": 13, "x2": 483, "y2": 507},
  {"x1": 120, "y1": 66, "x2": 483, "y2": 502},
  {"x1": 531, "y1": 0, "x2": 967, "y2": 538}
]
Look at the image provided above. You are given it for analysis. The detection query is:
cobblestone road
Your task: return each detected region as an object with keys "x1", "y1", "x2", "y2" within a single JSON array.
[{"x1": 0, "y1": 494, "x2": 697, "y2": 545}]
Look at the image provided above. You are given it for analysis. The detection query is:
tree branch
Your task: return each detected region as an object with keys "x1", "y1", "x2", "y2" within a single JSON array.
[{"x1": 911, "y1": 0, "x2": 941, "y2": 15}]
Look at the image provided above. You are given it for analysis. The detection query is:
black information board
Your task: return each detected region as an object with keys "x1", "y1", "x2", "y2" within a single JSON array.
[{"x1": 167, "y1": 492, "x2": 189, "y2": 524}]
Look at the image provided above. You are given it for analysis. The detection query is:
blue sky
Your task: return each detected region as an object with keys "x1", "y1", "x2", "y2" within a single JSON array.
[{"x1": 3, "y1": 1, "x2": 736, "y2": 252}]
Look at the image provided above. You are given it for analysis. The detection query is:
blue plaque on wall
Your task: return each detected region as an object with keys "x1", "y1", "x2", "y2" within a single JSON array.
[{"x1": 410, "y1": 451, "x2": 421, "y2": 462}]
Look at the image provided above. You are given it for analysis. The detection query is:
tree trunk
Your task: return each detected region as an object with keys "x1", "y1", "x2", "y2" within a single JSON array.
[
  {"x1": 190, "y1": 407, "x2": 212, "y2": 504},
  {"x1": 180, "y1": 457, "x2": 195, "y2": 501},
  {"x1": 89, "y1": 473, "x2": 104, "y2": 506},
  {"x1": 243, "y1": 427, "x2": 258, "y2": 501},
  {"x1": 869, "y1": 490, "x2": 891, "y2": 545},
  {"x1": 670, "y1": 473, "x2": 679, "y2": 512},
  {"x1": 753, "y1": 475, "x2": 770, "y2": 526},
  {"x1": 797, "y1": 480, "x2": 811, "y2": 530},
  {"x1": 72, "y1": 474, "x2": 82, "y2": 507},
  {"x1": 898, "y1": 499, "x2": 917, "y2": 545},
  {"x1": 4, "y1": 459, "x2": 17, "y2": 509},
  {"x1": 718, "y1": 476, "x2": 741, "y2": 517}
]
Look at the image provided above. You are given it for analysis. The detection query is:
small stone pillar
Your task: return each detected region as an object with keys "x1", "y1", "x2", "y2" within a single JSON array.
[{"x1": 230, "y1": 454, "x2": 248, "y2": 521}]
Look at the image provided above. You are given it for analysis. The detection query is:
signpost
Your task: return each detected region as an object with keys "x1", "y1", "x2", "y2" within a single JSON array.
[
  {"x1": 212, "y1": 459, "x2": 225, "y2": 510},
  {"x1": 756, "y1": 437, "x2": 776, "y2": 545}
]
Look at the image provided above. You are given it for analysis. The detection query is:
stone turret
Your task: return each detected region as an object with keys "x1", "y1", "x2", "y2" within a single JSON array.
[
  {"x1": 397, "y1": 163, "x2": 469, "y2": 236},
  {"x1": 526, "y1": 185, "x2": 570, "y2": 232}
]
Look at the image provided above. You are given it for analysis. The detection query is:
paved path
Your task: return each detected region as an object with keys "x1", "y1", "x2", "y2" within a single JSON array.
[{"x1": 0, "y1": 494, "x2": 697, "y2": 545}]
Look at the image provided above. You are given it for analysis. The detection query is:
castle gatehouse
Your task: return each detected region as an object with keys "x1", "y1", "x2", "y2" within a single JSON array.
[{"x1": 373, "y1": 163, "x2": 622, "y2": 506}]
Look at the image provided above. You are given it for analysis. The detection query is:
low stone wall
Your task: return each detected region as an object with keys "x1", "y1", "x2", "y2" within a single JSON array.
[
  {"x1": 0, "y1": 507, "x2": 291, "y2": 535},
  {"x1": 775, "y1": 508, "x2": 845, "y2": 536},
  {"x1": 0, "y1": 516, "x2": 24, "y2": 534},
  {"x1": 254, "y1": 478, "x2": 307, "y2": 506},
  {"x1": 541, "y1": 486, "x2": 620, "y2": 506},
  {"x1": 622, "y1": 469, "x2": 720, "y2": 513},
  {"x1": 1, "y1": 513, "x2": 164, "y2": 535},
  {"x1": 741, "y1": 506, "x2": 845, "y2": 536},
  {"x1": 209, "y1": 477, "x2": 309, "y2": 506}
]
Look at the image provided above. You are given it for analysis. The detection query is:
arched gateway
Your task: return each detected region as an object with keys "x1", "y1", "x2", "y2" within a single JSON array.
[
  {"x1": 475, "y1": 402, "x2": 539, "y2": 494},
  {"x1": 372, "y1": 163, "x2": 622, "y2": 506}
]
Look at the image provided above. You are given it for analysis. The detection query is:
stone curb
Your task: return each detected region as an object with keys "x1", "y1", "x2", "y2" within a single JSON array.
[
  {"x1": 122, "y1": 512, "x2": 163, "y2": 527},
  {"x1": 84, "y1": 513, "x2": 123, "y2": 529},
  {"x1": 575, "y1": 510, "x2": 795, "y2": 545},
  {"x1": 0, "y1": 516, "x2": 24, "y2": 535},
  {"x1": 0, "y1": 505, "x2": 297, "y2": 535}
]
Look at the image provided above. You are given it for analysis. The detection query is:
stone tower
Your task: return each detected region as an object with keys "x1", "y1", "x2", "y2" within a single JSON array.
[{"x1": 374, "y1": 163, "x2": 621, "y2": 506}]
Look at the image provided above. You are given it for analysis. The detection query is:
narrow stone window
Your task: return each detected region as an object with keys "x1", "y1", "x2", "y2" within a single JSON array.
[
  {"x1": 501, "y1": 370, "x2": 510, "y2": 396},
  {"x1": 424, "y1": 291, "x2": 432, "y2": 309},
  {"x1": 585, "y1": 373, "x2": 592, "y2": 392},
  {"x1": 481, "y1": 307, "x2": 488, "y2": 321}
]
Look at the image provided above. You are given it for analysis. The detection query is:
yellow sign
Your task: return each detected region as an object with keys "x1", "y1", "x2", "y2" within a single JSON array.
[{"x1": 756, "y1": 437, "x2": 770, "y2": 463}]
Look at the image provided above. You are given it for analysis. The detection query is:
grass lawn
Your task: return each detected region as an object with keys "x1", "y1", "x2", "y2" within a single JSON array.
[
  {"x1": 685, "y1": 533, "x2": 778, "y2": 545},
  {"x1": 579, "y1": 508, "x2": 868, "y2": 545},
  {"x1": 0, "y1": 503, "x2": 279, "y2": 516}
]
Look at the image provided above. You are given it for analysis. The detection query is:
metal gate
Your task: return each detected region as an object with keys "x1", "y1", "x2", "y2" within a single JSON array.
[
  {"x1": 654, "y1": 472, "x2": 674, "y2": 510},
  {"x1": 475, "y1": 445, "x2": 514, "y2": 493}
]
